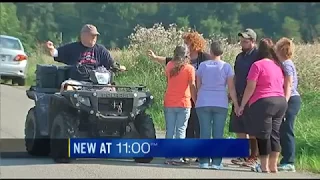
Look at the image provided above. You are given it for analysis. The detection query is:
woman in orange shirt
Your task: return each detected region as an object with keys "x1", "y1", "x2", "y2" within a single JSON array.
[{"x1": 164, "y1": 45, "x2": 197, "y2": 165}]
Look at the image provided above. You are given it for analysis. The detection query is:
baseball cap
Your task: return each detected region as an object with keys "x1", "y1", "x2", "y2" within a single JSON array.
[
  {"x1": 238, "y1": 28, "x2": 257, "y2": 41},
  {"x1": 81, "y1": 24, "x2": 100, "y2": 35}
]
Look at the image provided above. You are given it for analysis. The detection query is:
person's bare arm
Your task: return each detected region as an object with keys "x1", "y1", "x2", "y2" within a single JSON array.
[
  {"x1": 284, "y1": 75, "x2": 293, "y2": 101},
  {"x1": 196, "y1": 75, "x2": 201, "y2": 90},
  {"x1": 227, "y1": 76, "x2": 239, "y2": 108},
  {"x1": 237, "y1": 63, "x2": 259, "y2": 116},
  {"x1": 189, "y1": 80, "x2": 197, "y2": 103},
  {"x1": 46, "y1": 41, "x2": 58, "y2": 57},
  {"x1": 147, "y1": 50, "x2": 167, "y2": 64},
  {"x1": 228, "y1": 76, "x2": 236, "y2": 103},
  {"x1": 283, "y1": 63, "x2": 294, "y2": 102},
  {"x1": 240, "y1": 80, "x2": 256, "y2": 109},
  {"x1": 189, "y1": 66, "x2": 197, "y2": 103},
  {"x1": 46, "y1": 41, "x2": 73, "y2": 64}
]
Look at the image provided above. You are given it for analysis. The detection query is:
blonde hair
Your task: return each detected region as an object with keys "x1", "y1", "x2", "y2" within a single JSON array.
[
  {"x1": 170, "y1": 45, "x2": 190, "y2": 77},
  {"x1": 275, "y1": 37, "x2": 295, "y2": 59}
]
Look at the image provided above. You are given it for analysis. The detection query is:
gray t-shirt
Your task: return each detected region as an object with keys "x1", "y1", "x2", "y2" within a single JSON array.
[
  {"x1": 283, "y1": 59, "x2": 300, "y2": 96},
  {"x1": 195, "y1": 60, "x2": 234, "y2": 108}
]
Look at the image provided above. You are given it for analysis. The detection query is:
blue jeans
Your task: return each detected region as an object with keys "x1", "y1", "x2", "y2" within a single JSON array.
[
  {"x1": 280, "y1": 96, "x2": 301, "y2": 164},
  {"x1": 164, "y1": 107, "x2": 191, "y2": 139},
  {"x1": 196, "y1": 106, "x2": 228, "y2": 166}
]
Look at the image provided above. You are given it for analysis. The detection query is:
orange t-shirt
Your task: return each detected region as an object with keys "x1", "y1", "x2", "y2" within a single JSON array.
[{"x1": 164, "y1": 61, "x2": 195, "y2": 108}]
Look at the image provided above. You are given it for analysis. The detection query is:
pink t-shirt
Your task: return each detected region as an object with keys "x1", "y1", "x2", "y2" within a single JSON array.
[{"x1": 247, "y1": 58, "x2": 285, "y2": 106}]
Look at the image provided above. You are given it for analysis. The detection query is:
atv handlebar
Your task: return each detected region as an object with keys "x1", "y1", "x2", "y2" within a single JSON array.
[{"x1": 61, "y1": 63, "x2": 124, "y2": 73}]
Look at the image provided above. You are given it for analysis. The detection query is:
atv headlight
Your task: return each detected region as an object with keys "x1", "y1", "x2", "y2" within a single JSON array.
[
  {"x1": 77, "y1": 96, "x2": 91, "y2": 106},
  {"x1": 137, "y1": 98, "x2": 146, "y2": 106}
]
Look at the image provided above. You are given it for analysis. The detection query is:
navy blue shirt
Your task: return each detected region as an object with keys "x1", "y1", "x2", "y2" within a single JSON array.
[
  {"x1": 234, "y1": 48, "x2": 259, "y2": 96},
  {"x1": 54, "y1": 42, "x2": 115, "y2": 81}
]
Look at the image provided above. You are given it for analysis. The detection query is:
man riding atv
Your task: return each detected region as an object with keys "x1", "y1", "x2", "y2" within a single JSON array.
[
  {"x1": 24, "y1": 24, "x2": 156, "y2": 164},
  {"x1": 46, "y1": 24, "x2": 126, "y2": 85}
]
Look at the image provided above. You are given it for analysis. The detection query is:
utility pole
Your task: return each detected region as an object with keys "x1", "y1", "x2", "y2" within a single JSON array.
[{"x1": 59, "y1": 32, "x2": 63, "y2": 46}]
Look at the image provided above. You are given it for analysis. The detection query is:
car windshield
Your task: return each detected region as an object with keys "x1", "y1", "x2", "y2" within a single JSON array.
[{"x1": 0, "y1": 37, "x2": 22, "y2": 50}]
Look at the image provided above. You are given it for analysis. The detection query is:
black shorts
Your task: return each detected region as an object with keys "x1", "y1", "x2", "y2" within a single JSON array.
[
  {"x1": 246, "y1": 96, "x2": 287, "y2": 139},
  {"x1": 229, "y1": 96, "x2": 250, "y2": 134}
]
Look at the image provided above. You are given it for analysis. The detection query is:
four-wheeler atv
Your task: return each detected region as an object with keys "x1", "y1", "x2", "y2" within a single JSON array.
[{"x1": 24, "y1": 64, "x2": 156, "y2": 163}]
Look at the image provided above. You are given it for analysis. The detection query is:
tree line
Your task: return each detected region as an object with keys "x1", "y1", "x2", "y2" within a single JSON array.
[{"x1": 1, "y1": 2, "x2": 319, "y2": 52}]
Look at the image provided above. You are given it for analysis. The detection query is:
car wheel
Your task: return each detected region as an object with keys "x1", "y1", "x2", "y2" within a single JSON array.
[{"x1": 12, "y1": 77, "x2": 26, "y2": 86}]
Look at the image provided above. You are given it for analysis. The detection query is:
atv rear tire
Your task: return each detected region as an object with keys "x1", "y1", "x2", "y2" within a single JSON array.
[
  {"x1": 133, "y1": 113, "x2": 156, "y2": 163},
  {"x1": 50, "y1": 112, "x2": 79, "y2": 163},
  {"x1": 24, "y1": 107, "x2": 50, "y2": 156}
]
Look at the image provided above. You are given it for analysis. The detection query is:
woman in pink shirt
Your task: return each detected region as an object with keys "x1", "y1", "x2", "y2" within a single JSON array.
[{"x1": 236, "y1": 38, "x2": 287, "y2": 173}]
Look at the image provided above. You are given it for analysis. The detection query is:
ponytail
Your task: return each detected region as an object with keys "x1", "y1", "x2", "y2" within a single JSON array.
[
  {"x1": 170, "y1": 57, "x2": 188, "y2": 77},
  {"x1": 270, "y1": 47, "x2": 285, "y2": 75},
  {"x1": 257, "y1": 38, "x2": 285, "y2": 75},
  {"x1": 169, "y1": 45, "x2": 190, "y2": 77}
]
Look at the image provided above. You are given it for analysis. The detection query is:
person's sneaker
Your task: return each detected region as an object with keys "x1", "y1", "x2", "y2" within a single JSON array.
[
  {"x1": 183, "y1": 158, "x2": 190, "y2": 163},
  {"x1": 211, "y1": 164, "x2": 224, "y2": 170},
  {"x1": 242, "y1": 156, "x2": 259, "y2": 167},
  {"x1": 199, "y1": 163, "x2": 210, "y2": 169},
  {"x1": 231, "y1": 157, "x2": 247, "y2": 165},
  {"x1": 182, "y1": 158, "x2": 197, "y2": 164},
  {"x1": 278, "y1": 164, "x2": 296, "y2": 172}
]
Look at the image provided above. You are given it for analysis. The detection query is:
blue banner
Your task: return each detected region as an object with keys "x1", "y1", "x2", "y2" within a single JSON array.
[{"x1": 68, "y1": 139, "x2": 249, "y2": 158}]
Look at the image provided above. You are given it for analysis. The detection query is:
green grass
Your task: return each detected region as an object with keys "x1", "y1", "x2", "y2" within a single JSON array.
[
  {"x1": 293, "y1": 92, "x2": 320, "y2": 173},
  {"x1": 23, "y1": 46, "x2": 320, "y2": 174}
]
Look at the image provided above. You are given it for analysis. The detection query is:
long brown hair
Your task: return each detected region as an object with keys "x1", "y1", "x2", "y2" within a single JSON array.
[
  {"x1": 257, "y1": 38, "x2": 285, "y2": 74},
  {"x1": 170, "y1": 45, "x2": 190, "y2": 77}
]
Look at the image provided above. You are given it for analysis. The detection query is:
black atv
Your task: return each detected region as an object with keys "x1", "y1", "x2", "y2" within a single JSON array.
[{"x1": 24, "y1": 64, "x2": 156, "y2": 163}]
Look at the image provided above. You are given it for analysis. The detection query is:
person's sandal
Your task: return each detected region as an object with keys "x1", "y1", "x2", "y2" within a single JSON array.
[
  {"x1": 231, "y1": 157, "x2": 247, "y2": 165},
  {"x1": 251, "y1": 164, "x2": 270, "y2": 173},
  {"x1": 164, "y1": 160, "x2": 174, "y2": 165},
  {"x1": 171, "y1": 158, "x2": 189, "y2": 166}
]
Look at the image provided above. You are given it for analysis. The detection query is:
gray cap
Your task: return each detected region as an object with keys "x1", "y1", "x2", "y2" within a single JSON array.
[
  {"x1": 238, "y1": 28, "x2": 257, "y2": 41},
  {"x1": 81, "y1": 24, "x2": 100, "y2": 35}
]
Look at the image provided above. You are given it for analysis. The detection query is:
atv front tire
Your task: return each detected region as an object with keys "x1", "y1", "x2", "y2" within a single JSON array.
[
  {"x1": 133, "y1": 113, "x2": 156, "y2": 163},
  {"x1": 24, "y1": 107, "x2": 50, "y2": 156},
  {"x1": 50, "y1": 112, "x2": 79, "y2": 163}
]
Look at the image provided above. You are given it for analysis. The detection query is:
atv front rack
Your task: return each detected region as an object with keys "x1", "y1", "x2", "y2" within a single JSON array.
[
  {"x1": 66, "y1": 83, "x2": 146, "y2": 89},
  {"x1": 66, "y1": 83, "x2": 147, "y2": 91}
]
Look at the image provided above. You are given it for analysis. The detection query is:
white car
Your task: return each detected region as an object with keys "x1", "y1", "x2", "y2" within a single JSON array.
[{"x1": 0, "y1": 35, "x2": 28, "y2": 86}]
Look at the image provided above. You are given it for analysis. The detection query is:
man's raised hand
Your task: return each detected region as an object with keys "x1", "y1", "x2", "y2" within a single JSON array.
[{"x1": 46, "y1": 41, "x2": 55, "y2": 50}]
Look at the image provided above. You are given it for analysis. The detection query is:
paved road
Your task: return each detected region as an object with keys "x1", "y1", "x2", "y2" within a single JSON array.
[{"x1": 0, "y1": 84, "x2": 319, "y2": 179}]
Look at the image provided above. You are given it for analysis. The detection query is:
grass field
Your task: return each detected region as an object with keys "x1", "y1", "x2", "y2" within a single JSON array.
[{"x1": 22, "y1": 25, "x2": 320, "y2": 173}]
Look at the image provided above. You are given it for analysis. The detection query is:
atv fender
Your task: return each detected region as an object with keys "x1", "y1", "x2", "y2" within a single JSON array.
[
  {"x1": 27, "y1": 89, "x2": 70, "y2": 137},
  {"x1": 48, "y1": 94, "x2": 76, "y2": 133},
  {"x1": 29, "y1": 92, "x2": 54, "y2": 136}
]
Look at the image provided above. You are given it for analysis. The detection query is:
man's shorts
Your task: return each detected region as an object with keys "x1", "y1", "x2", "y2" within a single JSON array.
[{"x1": 228, "y1": 96, "x2": 250, "y2": 134}]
